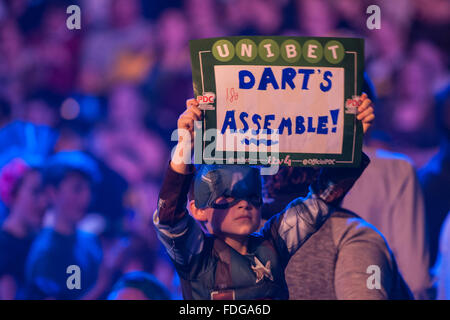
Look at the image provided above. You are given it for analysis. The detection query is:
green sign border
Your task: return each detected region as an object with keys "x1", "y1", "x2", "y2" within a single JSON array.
[{"x1": 189, "y1": 36, "x2": 364, "y2": 167}]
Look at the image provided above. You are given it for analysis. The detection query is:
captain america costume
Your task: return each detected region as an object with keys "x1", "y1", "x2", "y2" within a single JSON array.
[{"x1": 153, "y1": 155, "x2": 369, "y2": 300}]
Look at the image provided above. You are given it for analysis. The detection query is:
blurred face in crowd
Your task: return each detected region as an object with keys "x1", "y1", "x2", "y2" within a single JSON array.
[
  {"x1": 109, "y1": 84, "x2": 143, "y2": 128},
  {"x1": 252, "y1": 0, "x2": 283, "y2": 35},
  {"x1": 157, "y1": 9, "x2": 189, "y2": 50},
  {"x1": 370, "y1": 20, "x2": 404, "y2": 61},
  {"x1": 11, "y1": 170, "x2": 47, "y2": 232},
  {"x1": 191, "y1": 197, "x2": 262, "y2": 240},
  {"x1": 298, "y1": 0, "x2": 336, "y2": 36},
  {"x1": 0, "y1": 20, "x2": 23, "y2": 59},
  {"x1": 412, "y1": 41, "x2": 446, "y2": 78},
  {"x1": 49, "y1": 172, "x2": 92, "y2": 225},
  {"x1": 42, "y1": 6, "x2": 69, "y2": 40},
  {"x1": 399, "y1": 60, "x2": 430, "y2": 100},
  {"x1": 414, "y1": 0, "x2": 450, "y2": 23},
  {"x1": 393, "y1": 59, "x2": 433, "y2": 133},
  {"x1": 111, "y1": 0, "x2": 141, "y2": 28},
  {"x1": 185, "y1": 0, "x2": 222, "y2": 38}
]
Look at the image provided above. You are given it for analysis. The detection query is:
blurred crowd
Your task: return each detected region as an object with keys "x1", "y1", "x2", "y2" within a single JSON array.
[{"x1": 0, "y1": 0, "x2": 448, "y2": 300}]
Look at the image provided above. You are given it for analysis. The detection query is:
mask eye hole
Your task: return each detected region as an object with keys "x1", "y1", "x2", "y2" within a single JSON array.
[
  {"x1": 211, "y1": 196, "x2": 237, "y2": 209},
  {"x1": 214, "y1": 196, "x2": 236, "y2": 205}
]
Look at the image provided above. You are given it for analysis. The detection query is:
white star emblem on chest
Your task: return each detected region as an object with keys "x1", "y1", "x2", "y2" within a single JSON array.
[{"x1": 251, "y1": 257, "x2": 274, "y2": 283}]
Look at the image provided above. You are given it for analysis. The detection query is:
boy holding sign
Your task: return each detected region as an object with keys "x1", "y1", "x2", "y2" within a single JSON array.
[{"x1": 153, "y1": 96, "x2": 374, "y2": 299}]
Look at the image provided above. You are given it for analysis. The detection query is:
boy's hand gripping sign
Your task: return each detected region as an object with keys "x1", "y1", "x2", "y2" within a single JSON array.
[{"x1": 189, "y1": 36, "x2": 365, "y2": 167}]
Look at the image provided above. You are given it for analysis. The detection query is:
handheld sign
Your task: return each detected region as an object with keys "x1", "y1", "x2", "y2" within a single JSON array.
[{"x1": 189, "y1": 36, "x2": 364, "y2": 167}]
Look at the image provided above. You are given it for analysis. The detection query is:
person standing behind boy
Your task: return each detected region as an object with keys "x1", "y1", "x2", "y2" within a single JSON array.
[
  {"x1": 262, "y1": 171, "x2": 413, "y2": 300},
  {"x1": 342, "y1": 76, "x2": 433, "y2": 299},
  {"x1": 153, "y1": 97, "x2": 374, "y2": 300},
  {"x1": 25, "y1": 151, "x2": 116, "y2": 299}
]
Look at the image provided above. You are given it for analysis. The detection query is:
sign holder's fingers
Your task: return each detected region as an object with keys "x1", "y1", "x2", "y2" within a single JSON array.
[
  {"x1": 184, "y1": 108, "x2": 202, "y2": 121},
  {"x1": 357, "y1": 107, "x2": 374, "y2": 120},
  {"x1": 186, "y1": 98, "x2": 199, "y2": 109},
  {"x1": 358, "y1": 99, "x2": 372, "y2": 113},
  {"x1": 189, "y1": 105, "x2": 203, "y2": 118},
  {"x1": 178, "y1": 113, "x2": 198, "y2": 131},
  {"x1": 362, "y1": 113, "x2": 375, "y2": 123}
]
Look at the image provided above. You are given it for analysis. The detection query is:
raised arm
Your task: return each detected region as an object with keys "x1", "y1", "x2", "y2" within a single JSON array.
[{"x1": 153, "y1": 98, "x2": 205, "y2": 268}]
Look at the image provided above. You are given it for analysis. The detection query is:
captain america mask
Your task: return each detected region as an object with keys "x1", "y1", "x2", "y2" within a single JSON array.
[{"x1": 194, "y1": 165, "x2": 263, "y2": 210}]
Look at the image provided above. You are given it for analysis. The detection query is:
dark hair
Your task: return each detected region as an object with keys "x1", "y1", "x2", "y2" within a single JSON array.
[
  {"x1": 43, "y1": 151, "x2": 100, "y2": 187},
  {"x1": 263, "y1": 166, "x2": 319, "y2": 199},
  {"x1": 43, "y1": 167, "x2": 93, "y2": 188},
  {"x1": 109, "y1": 271, "x2": 172, "y2": 300},
  {"x1": 25, "y1": 89, "x2": 63, "y2": 109},
  {"x1": 10, "y1": 165, "x2": 43, "y2": 202},
  {"x1": 0, "y1": 158, "x2": 43, "y2": 207}
]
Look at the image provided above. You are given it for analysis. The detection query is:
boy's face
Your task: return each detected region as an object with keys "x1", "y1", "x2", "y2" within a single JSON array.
[
  {"x1": 50, "y1": 172, "x2": 92, "y2": 224},
  {"x1": 191, "y1": 165, "x2": 263, "y2": 238},
  {"x1": 198, "y1": 197, "x2": 261, "y2": 237}
]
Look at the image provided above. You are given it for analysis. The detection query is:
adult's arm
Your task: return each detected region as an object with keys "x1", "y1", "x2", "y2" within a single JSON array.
[{"x1": 333, "y1": 217, "x2": 412, "y2": 300}]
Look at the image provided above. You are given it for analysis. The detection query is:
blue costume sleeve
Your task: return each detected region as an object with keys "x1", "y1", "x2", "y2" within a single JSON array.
[
  {"x1": 153, "y1": 163, "x2": 205, "y2": 268},
  {"x1": 259, "y1": 191, "x2": 331, "y2": 265},
  {"x1": 153, "y1": 209, "x2": 205, "y2": 268}
]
